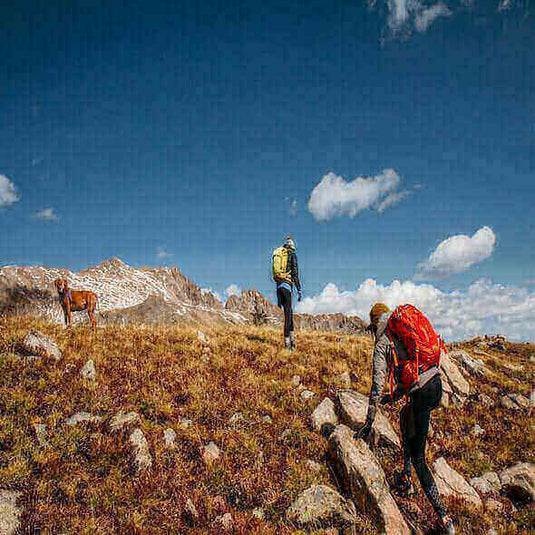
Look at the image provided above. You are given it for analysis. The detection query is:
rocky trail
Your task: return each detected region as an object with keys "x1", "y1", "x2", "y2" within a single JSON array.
[{"x1": 0, "y1": 318, "x2": 533, "y2": 534}]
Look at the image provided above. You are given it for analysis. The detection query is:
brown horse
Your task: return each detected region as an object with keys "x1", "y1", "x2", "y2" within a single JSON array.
[{"x1": 54, "y1": 278, "x2": 102, "y2": 331}]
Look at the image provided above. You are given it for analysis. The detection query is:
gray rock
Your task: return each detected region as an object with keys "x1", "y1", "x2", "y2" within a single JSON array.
[
  {"x1": 433, "y1": 457, "x2": 482, "y2": 508},
  {"x1": 477, "y1": 393, "x2": 494, "y2": 407},
  {"x1": 262, "y1": 415, "x2": 273, "y2": 424},
  {"x1": 197, "y1": 330, "x2": 208, "y2": 344},
  {"x1": 213, "y1": 512, "x2": 233, "y2": 531},
  {"x1": 65, "y1": 412, "x2": 102, "y2": 426},
  {"x1": 286, "y1": 484, "x2": 357, "y2": 530},
  {"x1": 336, "y1": 390, "x2": 400, "y2": 450},
  {"x1": 470, "y1": 424, "x2": 485, "y2": 437},
  {"x1": 129, "y1": 428, "x2": 152, "y2": 472},
  {"x1": 328, "y1": 425, "x2": 410, "y2": 534},
  {"x1": 33, "y1": 422, "x2": 50, "y2": 447},
  {"x1": 291, "y1": 375, "x2": 301, "y2": 387},
  {"x1": 163, "y1": 428, "x2": 177, "y2": 449},
  {"x1": 202, "y1": 442, "x2": 221, "y2": 464},
  {"x1": 81, "y1": 359, "x2": 97, "y2": 382},
  {"x1": 305, "y1": 460, "x2": 323, "y2": 472},
  {"x1": 229, "y1": 412, "x2": 245, "y2": 425},
  {"x1": 109, "y1": 411, "x2": 140, "y2": 432},
  {"x1": 184, "y1": 498, "x2": 198, "y2": 522},
  {"x1": 177, "y1": 416, "x2": 193, "y2": 429},
  {"x1": 499, "y1": 462, "x2": 535, "y2": 502},
  {"x1": 339, "y1": 372, "x2": 351, "y2": 388},
  {"x1": 0, "y1": 490, "x2": 22, "y2": 535},
  {"x1": 450, "y1": 350, "x2": 489, "y2": 377},
  {"x1": 310, "y1": 398, "x2": 339, "y2": 437},
  {"x1": 252, "y1": 507, "x2": 264, "y2": 520},
  {"x1": 301, "y1": 390, "x2": 316, "y2": 401},
  {"x1": 440, "y1": 353, "x2": 470, "y2": 398},
  {"x1": 469, "y1": 472, "x2": 500, "y2": 495},
  {"x1": 501, "y1": 394, "x2": 530, "y2": 411},
  {"x1": 22, "y1": 330, "x2": 61, "y2": 360}
]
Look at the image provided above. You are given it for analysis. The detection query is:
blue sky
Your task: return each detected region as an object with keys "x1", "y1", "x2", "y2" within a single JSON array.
[{"x1": 1, "y1": 0, "x2": 534, "y2": 338}]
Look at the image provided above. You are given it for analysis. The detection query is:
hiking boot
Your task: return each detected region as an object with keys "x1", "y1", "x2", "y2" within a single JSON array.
[
  {"x1": 289, "y1": 332, "x2": 295, "y2": 350},
  {"x1": 285, "y1": 337, "x2": 292, "y2": 350}
]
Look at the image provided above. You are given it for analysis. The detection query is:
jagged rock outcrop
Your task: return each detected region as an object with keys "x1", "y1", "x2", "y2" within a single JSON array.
[
  {"x1": 328, "y1": 425, "x2": 411, "y2": 535},
  {"x1": 450, "y1": 350, "x2": 489, "y2": 378},
  {"x1": 286, "y1": 484, "x2": 357, "y2": 530},
  {"x1": 21, "y1": 330, "x2": 61, "y2": 360},
  {"x1": 469, "y1": 472, "x2": 500, "y2": 495},
  {"x1": 440, "y1": 352, "x2": 470, "y2": 400},
  {"x1": 499, "y1": 462, "x2": 535, "y2": 502},
  {"x1": 433, "y1": 457, "x2": 482, "y2": 508},
  {"x1": 336, "y1": 390, "x2": 400, "y2": 450},
  {"x1": 310, "y1": 398, "x2": 339, "y2": 437}
]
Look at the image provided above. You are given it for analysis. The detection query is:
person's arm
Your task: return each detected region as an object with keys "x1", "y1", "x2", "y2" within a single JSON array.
[
  {"x1": 356, "y1": 335, "x2": 389, "y2": 438},
  {"x1": 290, "y1": 252, "x2": 302, "y2": 296}
]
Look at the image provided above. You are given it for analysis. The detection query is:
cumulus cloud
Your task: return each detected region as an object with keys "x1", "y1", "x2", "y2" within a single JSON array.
[
  {"x1": 33, "y1": 207, "x2": 58, "y2": 221},
  {"x1": 156, "y1": 247, "x2": 173, "y2": 260},
  {"x1": 308, "y1": 169, "x2": 410, "y2": 221},
  {"x1": 295, "y1": 278, "x2": 535, "y2": 341},
  {"x1": 415, "y1": 3, "x2": 452, "y2": 31},
  {"x1": 225, "y1": 284, "x2": 242, "y2": 298},
  {"x1": 417, "y1": 226, "x2": 496, "y2": 279},
  {"x1": 0, "y1": 175, "x2": 21, "y2": 207}
]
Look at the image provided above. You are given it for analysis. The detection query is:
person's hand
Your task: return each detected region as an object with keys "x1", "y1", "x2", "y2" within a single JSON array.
[
  {"x1": 298, "y1": 291, "x2": 302, "y2": 302},
  {"x1": 354, "y1": 422, "x2": 372, "y2": 441}
]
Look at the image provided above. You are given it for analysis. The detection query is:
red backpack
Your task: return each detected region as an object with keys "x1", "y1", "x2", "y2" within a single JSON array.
[{"x1": 385, "y1": 304, "x2": 445, "y2": 394}]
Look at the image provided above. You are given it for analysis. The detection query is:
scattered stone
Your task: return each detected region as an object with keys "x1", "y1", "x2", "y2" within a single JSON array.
[
  {"x1": 229, "y1": 412, "x2": 245, "y2": 425},
  {"x1": 469, "y1": 472, "x2": 501, "y2": 495},
  {"x1": 301, "y1": 390, "x2": 316, "y2": 401},
  {"x1": 163, "y1": 428, "x2": 177, "y2": 449},
  {"x1": 252, "y1": 507, "x2": 264, "y2": 520},
  {"x1": 109, "y1": 411, "x2": 140, "y2": 432},
  {"x1": 291, "y1": 375, "x2": 301, "y2": 387},
  {"x1": 470, "y1": 424, "x2": 485, "y2": 437},
  {"x1": 504, "y1": 363, "x2": 524, "y2": 372},
  {"x1": 213, "y1": 512, "x2": 233, "y2": 531},
  {"x1": 305, "y1": 460, "x2": 323, "y2": 472},
  {"x1": 0, "y1": 490, "x2": 22, "y2": 535},
  {"x1": 328, "y1": 425, "x2": 410, "y2": 534},
  {"x1": 202, "y1": 442, "x2": 221, "y2": 464},
  {"x1": 81, "y1": 359, "x2": 97, "y2": 382},
  {"x1": 197, "y1": 330, "x2": 208, "y2": 343},
  {"x1": 177, "y1": 416, "x2": 193, "y2": 429},
  {"x1": 184, "y1": 498, "x2": 198, "y2": 523},
  {"x1": 433, "y1": 457, "x2": 482, "y2": 508},
  {"x1": 286, "y1": 484, "x2": 357, "y2": 530},
  {"x1": 339, "y1": 372, "x2": 351, "y2": 388},
  {"x1": 336, "y1": 390, "x2": 400, "y2": 450},
  {"x1": 262, "y1": 415, "x2": 273, "y2": 424},
  {"x1": 65, "y1": 412, "x2": 102, "y2": 426},
  {"x1": 22, "y1": 330, "x2": 61, "y2": 360},
  {"x1": 477, "y1": 393, "x2": 494, "y2": 407},
  {"x1": 450, "y1": 350, "x2": 489, "y2": 377},
  {"x1": 499, "y1": 462, "x2": 535, "y2": 502},
  {"x1": 440, "y1": 353, "x2": 470, "y2": 398},
  {"x1": 501, "y1": 394, "x2": 530, "y2": 411},
  {"x1": 129, "y1": 428, "x2": 152, "y2": 472},
  {"x1": 33, "y1": 422, "x2": 50, "y2": 447},
  {"x1": 310, "y1": 398, "x2": 339, "y2": 437}
]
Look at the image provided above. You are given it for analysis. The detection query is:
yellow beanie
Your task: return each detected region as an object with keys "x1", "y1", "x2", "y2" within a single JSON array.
[{"x1": 369, "y1": 303, "x2": 390, "y2": 325}]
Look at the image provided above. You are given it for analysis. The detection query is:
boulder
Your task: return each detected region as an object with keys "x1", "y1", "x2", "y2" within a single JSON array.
[
  {"x1": 336, "y1": 391, "x2": 400, "y2": 450},
  {"x1": 440, "y1": 354, "x2": 470, "y2": 398},
  {"x1": 81, "y1": 359, "x2": 97, "y2": 382},
  {"x1": 499, "y1": 462, "x2": 535, "y2": 502},
  {"x1": 286, "y1": 484, "x2": 357, "y2": 530},
  {"x1": 469, "y1": 472, "x2": 500, "y2": 495},
  {"x1": 163, "y1": 428, "x2": 177, "y2": 449},
  {"x1": 310, "y1": 398, "x2": 339, "y2": 437},
  {"x1": 109, "y1": 411, "x2": 140, "y2": 432},
  {"x1": 202, "y1": 442, "x2": 221, "y2": 464},
  {"x1": 501, "y1": 394, "x2": 530, "y2": 411},
  {"x1": 301, "y1": 390, "x2": 316, "y2": 402},
  {"x1": 433, "y1": 457, "x2": 482, "y2": 508},
  {"x1": 450, "y1": 350, "x2": 489, "y2": 378},
  {"x1": 0, "y1": 490, "x2": 22, "y2": 535},
  {"x1": 129, "y1": 428, "x2": 152, "y2": 472},
  {"x1": 328, "y1": 425, "x2": 411, "y2": 534},
  {"x1": 339, "y1": 372, "x2": 351, "y2": 388},
  {"x1": 65, "y1": 412, "x2": 102, "y2": 426},
  {"x1": 22, "y1": 330, "x2": 61, "y2": 360}
]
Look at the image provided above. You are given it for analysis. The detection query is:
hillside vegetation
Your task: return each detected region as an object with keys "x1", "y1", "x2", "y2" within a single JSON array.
[{"x1": 0, "y1": 316, "x2": 533, "y2": 534}]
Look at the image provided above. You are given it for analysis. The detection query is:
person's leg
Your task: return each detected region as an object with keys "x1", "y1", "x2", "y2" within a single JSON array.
[
  {"x1": 280, "y1": 288, "x2": 292, "y2": 348},
  {"x1": 287, "y1": 290, "x2": 295, "y2": 348},
  {"x1": 399, "y1": 403, "x2": 413, "y2": 480},
  {"x1": 408, "y1": 376, "x2": 447, "y2": 519}
]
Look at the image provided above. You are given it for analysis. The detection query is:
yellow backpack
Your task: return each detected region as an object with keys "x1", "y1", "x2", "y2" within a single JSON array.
[{"x1": 272, "y1": 247, "x2": 292, "y2": 283}]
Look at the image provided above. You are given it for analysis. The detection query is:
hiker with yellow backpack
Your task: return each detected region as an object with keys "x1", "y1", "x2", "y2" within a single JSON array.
[
  {"x1": 272, "y1": 236, "x2": 302, "y2": 350},
  {"x1": 357, "y1": 303, "x2": 455, "y2": 535}
]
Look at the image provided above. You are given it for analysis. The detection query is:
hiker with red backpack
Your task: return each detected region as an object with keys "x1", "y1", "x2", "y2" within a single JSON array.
[
  {"x1": 272, "y1": 236, "x2": 302, "y2": 350},
  {"x1": 356, "y1": 303, "x2": 455, "y2": 535}
]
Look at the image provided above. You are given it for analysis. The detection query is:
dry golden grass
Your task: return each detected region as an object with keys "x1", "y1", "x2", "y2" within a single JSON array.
[{"x1": 0, "y1": 315, "x2": 533, "y2": 534}]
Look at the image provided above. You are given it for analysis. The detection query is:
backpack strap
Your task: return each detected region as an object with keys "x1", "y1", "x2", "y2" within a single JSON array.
[{"x1": 386, "y1": 331, "x2": 398, "y2": 398}]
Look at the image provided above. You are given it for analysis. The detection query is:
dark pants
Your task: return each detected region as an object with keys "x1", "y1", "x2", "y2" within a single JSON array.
[
  {"x1": 400, "y1": 374, "x2": 446, "y2": 518},
  {"x1": 277, "y1": 287, "x2": 293, "y2": 338}
]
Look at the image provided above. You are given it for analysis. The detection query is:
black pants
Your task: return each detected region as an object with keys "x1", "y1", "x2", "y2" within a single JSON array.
[
  {"x1": 400, "y1": 374, "x2": 446, "y2": 518},
  {"x1": 277, "y1": 287, "x2": 293, "y2": 337}
]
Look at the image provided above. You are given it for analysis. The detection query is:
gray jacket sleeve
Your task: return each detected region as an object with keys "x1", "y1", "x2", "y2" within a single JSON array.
[{"x1": 365, "y1": 333, "x2": 390, "y2": 426}]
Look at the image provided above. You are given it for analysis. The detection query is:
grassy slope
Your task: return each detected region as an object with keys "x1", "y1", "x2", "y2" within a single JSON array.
[{"x1": 0, "y1": 316, "x2": 533, "y2": 534}]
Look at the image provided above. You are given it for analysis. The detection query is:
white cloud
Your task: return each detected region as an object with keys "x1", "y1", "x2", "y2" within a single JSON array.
[
  {"x1": 414, "y1": 3, "x2": 452, "y2": 32},
  {"x1": 289, "y1": 198, "x2": 298, "y2": 217},
  {"x1": 33, "y1": 207, "x2": 58, "y2": 221},
  {"x1": 308, "y1": 169, "x2": 410, "y2": 221},
  {"x1": 417, "y1": 226, "x2": 496, "y2": 279},
  {"x1": 295, "y1": 278, "x2": 535, "y2": 341},
  {"x1": 0, "y1": 175, "x2": 21, "y2": 207},
  {"x1": 156, "y1": 247, "x2": 173, "y2": 260},
  {"x1": 225, "y1": 284, "x2": 242, "y2": 298}
]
